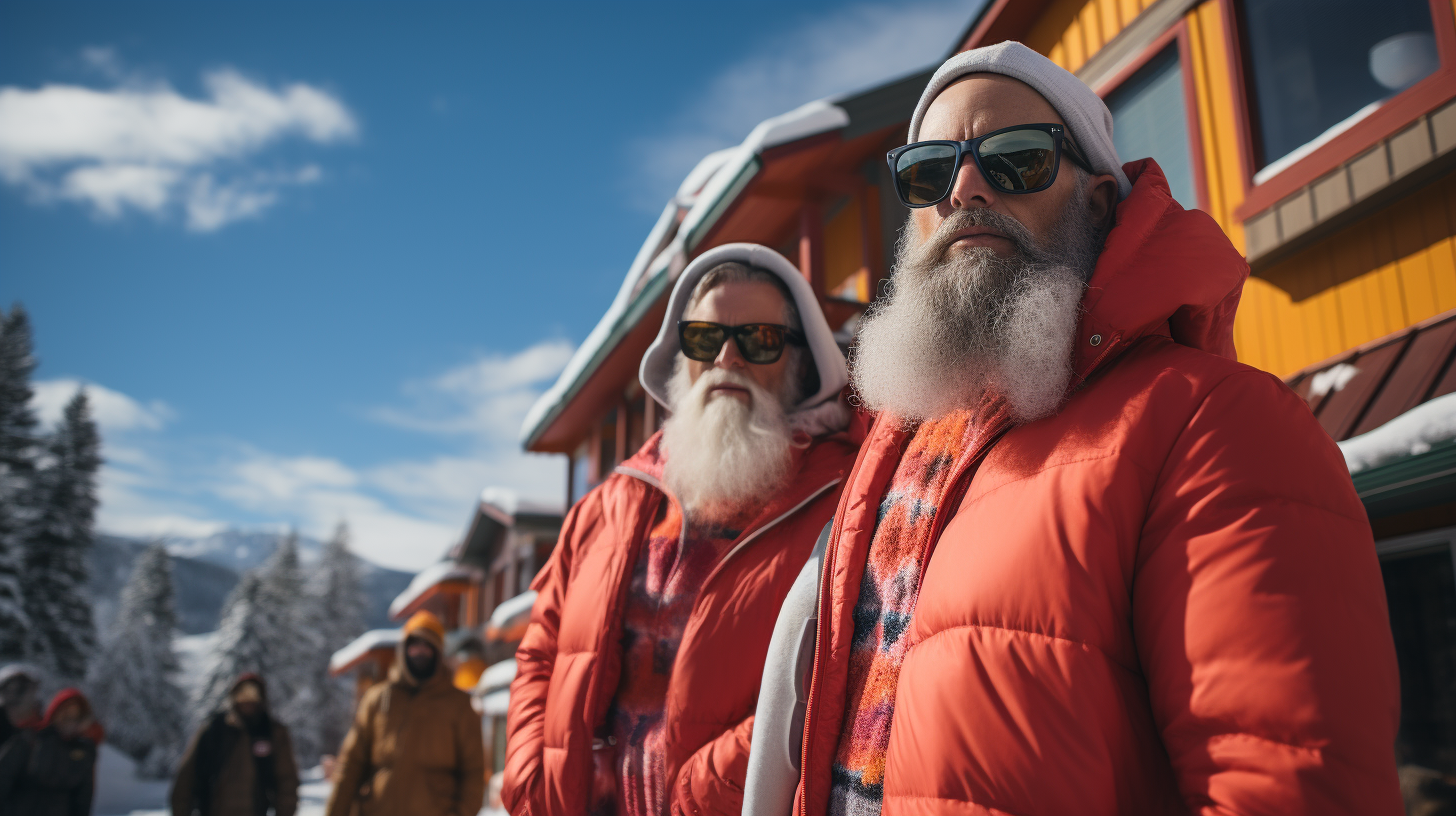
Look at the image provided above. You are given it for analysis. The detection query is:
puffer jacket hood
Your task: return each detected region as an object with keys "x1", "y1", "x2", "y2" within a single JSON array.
[
  {"x1": 1071, "y1": 157, "x2": 1245, "y2": 380},
  {"x1": 394, "y1": 610, "x2": 449, "y2": 688},
  {"x1": 639, "y1": 243, "x2": 850, "y2": 417},
  {"x1": 40, "y1": 688, "x2": 90, "y2": 729}
]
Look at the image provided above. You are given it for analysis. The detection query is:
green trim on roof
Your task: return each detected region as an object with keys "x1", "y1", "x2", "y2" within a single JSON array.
[
  {"x1": 1354, "y1": 440, "x2": 1456, "y2": 519},
  {"x1": 684, "y1": 156, "x2": 761, "y2": 252},
  {"x1": 521, "y1": 269, "x2": 673, "y2": 451}
]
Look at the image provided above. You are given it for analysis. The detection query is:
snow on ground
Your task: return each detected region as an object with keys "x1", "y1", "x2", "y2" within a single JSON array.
[
  {"x1": 174, "y1": 629, "x2": 219, "y2": 705},
  {"x1": 94, "y1": 743, "x2": 171, "y2": 816},
  {"x1": 99, "y1": 754, "x2": 332, "y2": 816},
  {"x1": 1340, "y1": 391, "x2": 1456, "y2": 473}
]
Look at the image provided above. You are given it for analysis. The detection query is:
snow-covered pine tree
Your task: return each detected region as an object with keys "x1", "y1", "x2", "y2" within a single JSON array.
[
  {"x1": 297, "y1": 523, "x2": 366, "y2": 760},
  {"x1": 0, "y1": 306, "x2": 38, "y2": 661},
  {"x1": 86, "y1": 543, "x2": 187, "y2": 777},
  {"x1": 196, "y1": 571, "x2": 272, "y2": 721},
  {"x1": 24, "y1": 389, "x2": 100, "y2": 683},
  {"x1": 260, "y1": 531, "x2": 326, "y2": 764}
]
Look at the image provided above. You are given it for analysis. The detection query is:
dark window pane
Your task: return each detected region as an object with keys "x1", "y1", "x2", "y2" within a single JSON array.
[
  {"x1": 1242, "y1": 0, "x2": 1439, "y2": 171},
  {"x1": 1382, "y1": 548, "x2": 1456, "y2": 778},
  {"x1": 1106, "y1": 46, "x2": 1198, "y2": 209}
]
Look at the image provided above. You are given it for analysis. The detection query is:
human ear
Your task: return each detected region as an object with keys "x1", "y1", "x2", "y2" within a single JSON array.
[{"x1": 1085, "y1": 173, "x2": 1118, "y2": 231}]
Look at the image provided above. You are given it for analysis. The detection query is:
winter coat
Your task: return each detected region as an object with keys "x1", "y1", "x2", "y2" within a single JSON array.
[
  {"x1": 502, "y1": 427, "x2": 860, "y2": 816},
  {"x1": 0, "y1": 688, "x2": 97, "y2": 816},
  {"x1": 326, "y1": 615, "x2": 486, "y2": 816},
  {"x1": 0, "y1": 726, "x2": 95, "y2": 816},
  {"x1": 171, "y1": 707, "x2": 300, "y2": 816},
  {"x1": 793, "y1": 160, "x2": 1403, "y2": 816}
]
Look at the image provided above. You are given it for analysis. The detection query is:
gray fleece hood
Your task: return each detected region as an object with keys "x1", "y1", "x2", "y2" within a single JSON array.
[{"x1": 639, "y1": 243, "x2": 850, "y2": 432}]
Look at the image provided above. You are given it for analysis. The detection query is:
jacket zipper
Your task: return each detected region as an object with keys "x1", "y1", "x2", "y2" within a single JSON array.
[
  {"x1": 796, "y1": 414, "x2": 1012, "y2": 816},
  {"x1": 615, "y1": 464, "x2": 843, "y2": 648}
]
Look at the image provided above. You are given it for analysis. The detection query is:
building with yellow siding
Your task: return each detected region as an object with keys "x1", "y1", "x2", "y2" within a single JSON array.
[{"x1": 523, "y1": 0, "x2": 1456, "y2": 795}]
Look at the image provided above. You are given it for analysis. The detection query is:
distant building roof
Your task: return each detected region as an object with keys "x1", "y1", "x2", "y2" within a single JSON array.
[
  {"x1": 486, "y1": 590, "x2": 538, "y2": 643},
  {"x1": 329, "y1": 628, "x2": 401, "y2": 675},
  {"x1": 387, "y1": 561, "x2": 480, "y2": 620}
]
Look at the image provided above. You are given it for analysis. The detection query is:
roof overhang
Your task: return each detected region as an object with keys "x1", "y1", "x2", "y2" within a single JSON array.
[
  {"x1": 520, "y1": 70, "x2": 936, "y2": 454},
  {"x1": 329, "y1": 628, "x2": 401, "y2": 675},
  {"x1": 388, "y1": 561, "x2": 481, "y2": 620}
]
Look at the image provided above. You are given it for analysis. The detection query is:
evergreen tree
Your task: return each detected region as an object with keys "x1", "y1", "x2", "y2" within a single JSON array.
[
  {"x1": 87, "y1": 543, "x2": 187, "y2": 777},
  {"x1": 0, "y1": 306, "x2": 38, "y2": 661},
  {"x1": 24, "y1": 390, "x2": 100, "y2": 683},
  {"x1": 296, "y1": 523, "x2": 366, "y2": 760},
  {"x1": 260, "y1": 532, "x2": 325, "y2": 763},
  {"x1": 196, "y1": 571, "x2": 271, "y2": 721}
]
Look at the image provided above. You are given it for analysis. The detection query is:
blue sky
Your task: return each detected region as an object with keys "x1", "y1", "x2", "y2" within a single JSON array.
[{"x1": 0, "y1": 0, "x2": 979, "y2": 570}]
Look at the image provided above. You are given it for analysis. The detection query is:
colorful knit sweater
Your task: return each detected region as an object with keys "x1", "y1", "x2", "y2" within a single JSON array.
[
  {"x1": 595, "y1": 495, "x2": 757, "y2": 816},
  {"x1": 827, "y1": 405, "x2": 1002, "y2": 816}
]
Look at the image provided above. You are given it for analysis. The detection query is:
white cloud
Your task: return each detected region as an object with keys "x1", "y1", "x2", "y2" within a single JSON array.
[
  {"x1": 634, "y1": 0, "x2": 980, "y2": 205},
  {"x1": 0, "y1": 58, "x2": 357, "y2": 230},
  {"x1": 373, "y1": 339, "x2": 576, "y2": 439},
  {"x1": 32, "y1": 378, "x2": 175, "y2": 432}
]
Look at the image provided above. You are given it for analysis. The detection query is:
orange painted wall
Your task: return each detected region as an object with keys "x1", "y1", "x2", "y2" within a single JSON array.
[{"x1": 1031, "y1": 0, "x2": 1456, "y2": 376}]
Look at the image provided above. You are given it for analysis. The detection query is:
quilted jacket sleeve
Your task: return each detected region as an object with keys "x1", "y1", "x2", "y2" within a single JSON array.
[
  {"x1": 1134, "y1": 369, "x2": 1403, "y2": 815},
  {"x1": 501, "y1": 497, "x2": 587, "y2": 816},
  {"x1": 671, "y1": 715, "x2": 756, "y2": 816}
]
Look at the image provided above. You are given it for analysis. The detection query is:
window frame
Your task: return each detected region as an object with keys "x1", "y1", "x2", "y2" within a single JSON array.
[
  {"x1": 1224, "y1": 0, "x2": 1456, "y2": 222},
  {"x1": 1093, "y1": 20, "x2": 1210, "y2": 212}
]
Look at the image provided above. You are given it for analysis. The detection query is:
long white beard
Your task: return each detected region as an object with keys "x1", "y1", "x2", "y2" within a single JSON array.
[
  {"x1": 661, "y1": 362, "x2": 794, "y2": 518},
  {"x1": 852, "y1": 190, "x2": 1102, "y2": 424}
]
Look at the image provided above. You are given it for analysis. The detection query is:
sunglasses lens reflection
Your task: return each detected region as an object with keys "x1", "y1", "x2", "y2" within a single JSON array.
[
  {"x1": 737, "y1": 324, "x2": 786, "y2": 363},
  {"x1": 977, "y1": 130, "x2": 1056, "y2": 192},
  {"x1": 896, "y1": 143, "x2": 957, "y2": 205},
  {"x1": 680, "y1": 323, "x2": 727, "y2": 362}
]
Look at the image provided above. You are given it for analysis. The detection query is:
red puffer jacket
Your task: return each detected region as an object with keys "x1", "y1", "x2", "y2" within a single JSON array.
[
  {"x1": 505, "y1": 427, "x2": 861, "y2": 816},
  {"x1": 795, "y1": 161, "x2": 1403, "y2": 816}
]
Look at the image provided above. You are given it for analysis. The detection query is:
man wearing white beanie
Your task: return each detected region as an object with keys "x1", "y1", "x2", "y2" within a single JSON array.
[{"x1": 765, "y1": 41, "x2": 1402, "y2": 816}]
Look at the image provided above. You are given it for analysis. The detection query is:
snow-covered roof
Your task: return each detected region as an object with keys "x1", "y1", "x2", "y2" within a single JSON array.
[
  {"x1": 1340, "y1": 392, "x2": 1456, "y2": 474},
  {"x1": 488, "y1": 590, "x2": 538, "y2": 631},
  {"x1": 388, "y1": 560, "x2": 480, "y2": 620},
  {"x1": 474, "y1": 657, "x2": 518, "y2": 696},
  {"x1": 519, "y1": 97, "x2": 850, "y2": 450},
  {"x1": 479, "y1": 487, "x2": 563, "y2": 519},
  {"x1": 329, "y1": 628, "x2": 401, "y2": 674},
  {"x1": 481, "y1": 688, "x2": 511, "y2": 717}
]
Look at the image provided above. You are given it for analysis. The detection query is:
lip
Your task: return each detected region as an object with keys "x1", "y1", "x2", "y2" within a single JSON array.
[
  {"x1": 708, "y1": 384, "x2": 751, "y2": 398},
  {"x1": 949, "y1": 226, "x2": 1012, "y2": 247}
]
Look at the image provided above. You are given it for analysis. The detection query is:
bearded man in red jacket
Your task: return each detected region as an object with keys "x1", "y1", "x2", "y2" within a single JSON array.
[
  {"x1": 503, "y1": 243, "x2": 862, "y2": 816},
  {"x1": 775, "y1": 42, "x2": 1403, "y2": 816}
]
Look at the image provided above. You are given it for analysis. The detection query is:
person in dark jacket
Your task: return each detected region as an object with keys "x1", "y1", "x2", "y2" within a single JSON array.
[
  {"x1": 0, "y1": 688, "x2": 98, "y2": 816},
  {"x1": 171, "y1": 674, "x2": 299, "y2": 816},
  {"x1": 0, "y1": 664, "x2": 43, "y2": 748}
]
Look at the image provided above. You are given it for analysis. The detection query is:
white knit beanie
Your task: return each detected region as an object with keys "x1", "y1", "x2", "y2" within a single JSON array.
[{"x1": 907, "y1": 41, "x2": 1131, "y2": 200}]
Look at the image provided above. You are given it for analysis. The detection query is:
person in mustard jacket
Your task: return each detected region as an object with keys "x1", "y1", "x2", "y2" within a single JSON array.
[{"x1": 326, "y1": 611, "x2": 484, "y2": 816}]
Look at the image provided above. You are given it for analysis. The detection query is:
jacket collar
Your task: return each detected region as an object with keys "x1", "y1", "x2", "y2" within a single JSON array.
[{"x1": 1071, "y1": 159, "x2": 1247, "y2": 384}]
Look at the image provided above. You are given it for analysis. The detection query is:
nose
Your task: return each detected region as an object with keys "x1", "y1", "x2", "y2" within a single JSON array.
[
  {"x1": 942, "y1": 152, "x2": 998, "y2": 214},
  {"x1": 714, "y1": 335, "x2": 746, "y2": 370}
]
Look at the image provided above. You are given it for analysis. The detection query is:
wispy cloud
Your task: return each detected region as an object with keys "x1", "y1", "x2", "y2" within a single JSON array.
[
  {"x1": 31, "y1": 340, "x2": 574, "y2": 571},
  {"x1": 633, "y1": 0, "x2": 980, "y2": 206},
  {"x1": 0, "y1": 54, "x2": 357, "y2": 230}
]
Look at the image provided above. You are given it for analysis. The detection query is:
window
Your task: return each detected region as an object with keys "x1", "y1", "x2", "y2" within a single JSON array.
[
  {"x1": 1381, "y1": 543, "x2": 1456, "y2": 783},
  {"x1": 1241, "y1": 0, "x2": 1440, "y2": 177},
  {"x1": 1106, "y1": 46, "x2": 1199, "y2": 210}
]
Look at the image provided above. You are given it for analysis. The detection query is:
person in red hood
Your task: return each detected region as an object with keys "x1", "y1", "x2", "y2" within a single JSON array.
[
  {"x1": 761, "y1": 41, "x2": 1402, "y2": 816},
  {"x1": 502, "y1": 243, "x2": 863, "y2": 816},
  {"x1": 0, "y1": 688, "x2": 98, "y2": 816}
]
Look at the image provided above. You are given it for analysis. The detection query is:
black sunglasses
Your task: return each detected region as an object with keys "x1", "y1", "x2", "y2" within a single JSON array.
[
  {"x1": 678, "y1": 321, "x2": 805, "y2": 365},
  {"x1": 886, "y1": 123, "x2": 1095, "y2": 207}
]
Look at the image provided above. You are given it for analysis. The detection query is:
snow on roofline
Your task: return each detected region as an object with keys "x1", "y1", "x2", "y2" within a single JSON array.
[
  {"x1": 329, "y1": 628, "x2": 401, "y2": 674},
  {"x1": 388, "y1": 560, "x2": 481, "y2": 620},
  {"x1": 1339, "y1": 391, "x2": 1456, "y2": 474},
  {"x1": 519, "y1": 98, "x2": 849, "y2": 450},
  {"x1": 474, "y1": 657, "x2": 518, "y2": 695},
  {"x1": 479, "y1": 487, "x2": 563, "y2": 518},
  {"x1": 488, "y1": 589, "x2": 538, "y2": 631}
]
